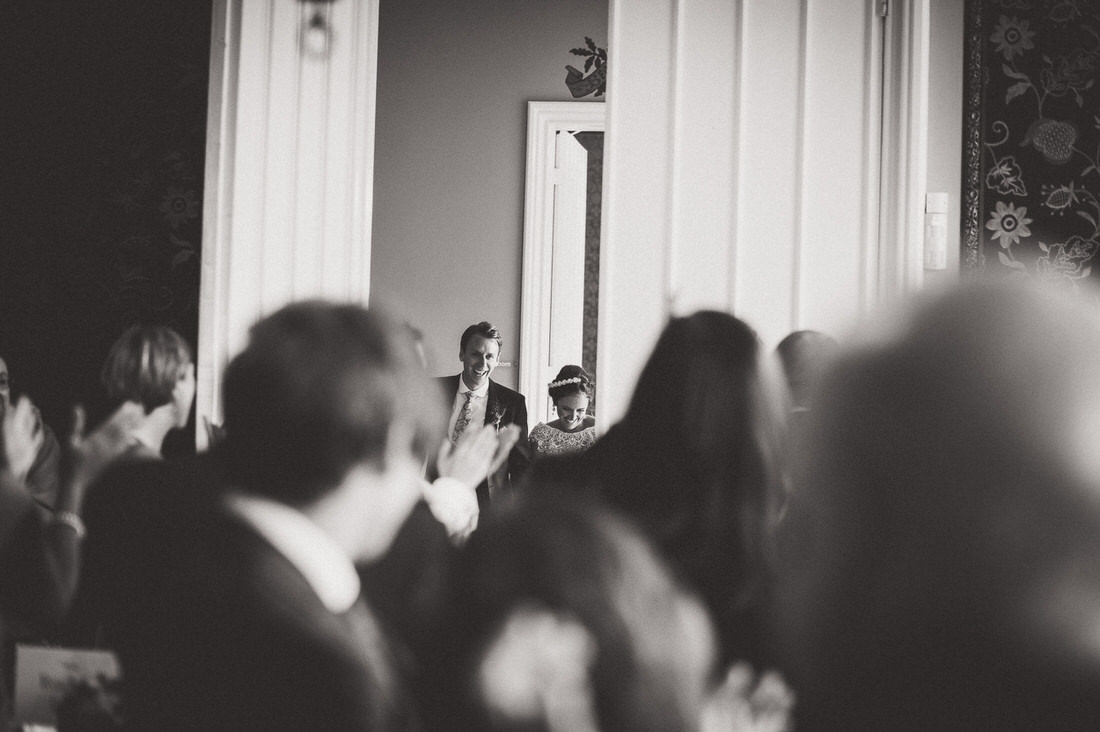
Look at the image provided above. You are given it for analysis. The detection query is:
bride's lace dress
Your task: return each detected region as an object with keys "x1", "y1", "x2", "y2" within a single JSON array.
[{"x1": 528, "y1": 423, "x2": 597, "y2": 458}]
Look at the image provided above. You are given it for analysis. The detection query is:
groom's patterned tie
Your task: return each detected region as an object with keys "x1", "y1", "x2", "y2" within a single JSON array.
[{"x1": 451, "y1": 390, "x2": 474, "y2": 444}]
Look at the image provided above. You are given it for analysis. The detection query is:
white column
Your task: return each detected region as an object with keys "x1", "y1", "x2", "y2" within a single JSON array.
[
  {"x1": 879, "y1": 0, "x2": 931, "y2": 300},
  {"x1": 599, "y1": 0, "x2": 910, "y2": 425},
  {"x1": 197, "y1": 0, "x2": 380, "y2": 445},
  {"x1": 598, "y1": 0, "x2": 678, "y2": 427}
]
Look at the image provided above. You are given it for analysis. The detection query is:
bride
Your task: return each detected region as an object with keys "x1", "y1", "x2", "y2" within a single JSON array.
[{"x1": 528, "y1": 365, "x2": 596, "y2": 459}]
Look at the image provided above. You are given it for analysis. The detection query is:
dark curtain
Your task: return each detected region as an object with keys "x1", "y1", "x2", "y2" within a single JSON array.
[{"x1": 0, "y1": 0, "x2": 211, "y2": 453}]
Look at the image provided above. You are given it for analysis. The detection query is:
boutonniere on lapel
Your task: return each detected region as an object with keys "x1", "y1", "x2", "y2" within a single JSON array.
[{"x1": 487, "y1": 397, "x2": 506, "y2": 431}]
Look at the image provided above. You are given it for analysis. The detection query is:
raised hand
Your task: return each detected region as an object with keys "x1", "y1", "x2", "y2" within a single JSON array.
[
  {"x1": 436, "y1": 423, "x2": 501, "y2": 488},
  {"x1": 437, "y1": 423, "x2": 522, "y2": 488},
  {"x1": 421, "y1": 477, "x2": 479, "y2": 544},
  {"x1": 65, "y1": 401, "x2": 145, "y2": 503},
  {"x1": 701, "y1": 662, "x2": 795, "y2": 732},
  {"x1": 489, "y1": 424, "x2": 521, "y2": 474},
  {"x1": 2, "y1": 396, "x2": 45, "y2": 480}
]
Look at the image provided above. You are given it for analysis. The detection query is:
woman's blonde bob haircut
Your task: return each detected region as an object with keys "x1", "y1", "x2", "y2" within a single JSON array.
[{"x1": 100, "y1": 325, "x2": 192, "y2": 414}]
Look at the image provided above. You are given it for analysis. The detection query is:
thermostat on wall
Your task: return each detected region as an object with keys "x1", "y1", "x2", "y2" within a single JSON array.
[{"x1": 924, "y1": 192, "x2": 949, "y2": 271}]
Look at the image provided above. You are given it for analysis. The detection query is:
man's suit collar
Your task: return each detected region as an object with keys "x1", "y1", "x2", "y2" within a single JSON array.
[
  {"x1": 449, "y1": 373, "x2": 500, "y2": 395},
  {"x1": 223, "y1": 493, "x2": 361, "y2": 614},
  {"x1": 462, "y1": 379, "x2": 490, "y2": 399}
]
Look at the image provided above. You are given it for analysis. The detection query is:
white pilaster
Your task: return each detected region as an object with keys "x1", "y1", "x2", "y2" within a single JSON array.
[
  {"x1": 197, "y1": 0, "x2": 380, "y2": 446},
  {"x1": 600, "y1": 0, "x2": 913, "y2": 424}
]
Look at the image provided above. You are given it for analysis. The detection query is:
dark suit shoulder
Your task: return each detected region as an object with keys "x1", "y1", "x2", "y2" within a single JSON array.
[
  {"x1": 124, "y1": 511, "x2": 412, "y2": 731},
  {"x1": 488, "y1": 380, "x2": 525, "y2": 402}
]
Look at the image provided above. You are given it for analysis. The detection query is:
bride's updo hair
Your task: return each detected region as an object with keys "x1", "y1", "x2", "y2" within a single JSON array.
[{"x1": 547, "y1": 365, "x2": 594, "y2": 404}]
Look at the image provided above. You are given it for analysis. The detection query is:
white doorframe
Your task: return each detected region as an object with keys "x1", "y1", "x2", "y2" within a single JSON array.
[
  {"x1": 198, "y1": 1, "x2": 931, "y2": 437},
  {"x1": 519, "y1": 101, "x2": 606, "y2": 426},
  {"x1": 879, "y1": 0, "x2": 931, "y2": 300},
  {"x1": 197, "y1": 0, "x2": 380, "y2": 448}
]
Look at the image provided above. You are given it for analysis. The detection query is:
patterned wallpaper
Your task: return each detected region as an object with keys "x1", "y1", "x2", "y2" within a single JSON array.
[
  {"x1": 574, "y1": 130, "x2": 603, "y2": 414},
  {"x1": 964, "y1": 0, "x2": 1100, "y2": 285},
  {"x1": 0, "y1": 1, "x2": 210, "y2": 441}
]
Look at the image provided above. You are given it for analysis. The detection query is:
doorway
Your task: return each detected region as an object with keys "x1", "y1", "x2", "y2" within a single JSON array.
[{"x1": 519, "y1": 102, "x2": 605, "y2": 426}]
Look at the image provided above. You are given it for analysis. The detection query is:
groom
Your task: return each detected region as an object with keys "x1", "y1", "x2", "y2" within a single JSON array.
[{"x1": 438, "y1": 322, "x2": 529, "y2": 510}]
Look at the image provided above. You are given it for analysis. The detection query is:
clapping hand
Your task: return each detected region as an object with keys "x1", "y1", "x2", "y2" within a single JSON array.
[
  {"x1": 490, "y1": 424, "x2": 522, "y2": 473},
  {"x1": 65, "y1": 401, "x2": 145, "y2": 499},
  {"x1": 430, "y1": 424, "x2": 520, "y2": 543},
  {"x1": 701, "y1": 662, "x2": 794, "y2": 732},
  {"x1": 1, "y1": 396, "x2": 45, "y2": 480},
  {"x1": 436, "y1": 423, "x2": 520, "y2": 488}
]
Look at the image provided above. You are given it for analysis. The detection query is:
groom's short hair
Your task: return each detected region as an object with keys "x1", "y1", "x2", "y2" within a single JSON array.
[
  {"x1": 221, "y1": 301, "x2": 442, "y2": 507},
  {"x1": 459, "y1": 322, "x2": 502, "y2": 352}
]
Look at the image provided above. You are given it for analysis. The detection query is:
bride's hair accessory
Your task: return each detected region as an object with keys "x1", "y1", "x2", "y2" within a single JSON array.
[{"x1": 549, "y1": 377, "x2": 583, "y2": 388}]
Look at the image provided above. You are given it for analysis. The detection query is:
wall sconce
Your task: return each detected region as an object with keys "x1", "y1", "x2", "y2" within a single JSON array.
[{"x1": 299, "y1": 1, "x2": 336, "y2": 59}]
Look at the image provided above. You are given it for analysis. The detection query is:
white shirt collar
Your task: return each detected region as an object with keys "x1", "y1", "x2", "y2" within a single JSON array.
[
  {"x1": 224, "y1": 492, "x2": 361, "y2": 614},
  {"x1": 458, "y1": 377, "x2": 490, "y2": 398}
]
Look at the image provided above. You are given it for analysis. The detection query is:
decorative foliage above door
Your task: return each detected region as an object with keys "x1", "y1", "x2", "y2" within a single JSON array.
[{"x1": 565, "y1": 37, "x2": 607, "y2": 98}]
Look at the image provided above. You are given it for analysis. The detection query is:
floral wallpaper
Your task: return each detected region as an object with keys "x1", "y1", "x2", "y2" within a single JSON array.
[
  {"x1": 0, "y1": 1, "x2": 210, "y2": 443},
  {"x1": 964, "y1": 0, "x2": 1100, "y2": 286}
]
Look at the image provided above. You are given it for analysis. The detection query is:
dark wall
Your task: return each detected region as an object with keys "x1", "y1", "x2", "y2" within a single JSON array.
[{"x1": 0, "y1": 1, "x2": 210, "y2": 447}]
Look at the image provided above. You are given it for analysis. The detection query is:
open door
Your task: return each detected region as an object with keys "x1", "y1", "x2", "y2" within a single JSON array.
[{"x1": 519, "y1": 101, "x2": 605, "y2": 426}]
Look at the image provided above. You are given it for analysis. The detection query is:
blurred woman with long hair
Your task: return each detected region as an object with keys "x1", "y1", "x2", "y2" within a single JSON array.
[{"x1": 531, "y1": 311, "x2": 789, "y2": 671}]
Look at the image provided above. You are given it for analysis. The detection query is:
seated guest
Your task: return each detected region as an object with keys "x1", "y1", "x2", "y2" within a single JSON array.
[
  {"x1": 438, "y1": 492, "x2": 717, "y2": 732},
  {"x1": 105, "y1": 301, "x2": 451, "y2": 731},
  {"x1": 0, "y1": 355, "x2": 61, "y2": 510},
  {"x1": 438, "y1": 321, "x2": 529, "y2": 510},
  {"x1": 66, "y1": 325, "x2": 197, "y2": 646},
  {"x1": 531, "y1": 311, "x2": 789, "y2": 672},
  {"x1": 97, "y1": 325, "x2": 196, "y2": 460},
  {"x1": 0, "y1": 395, "x2": 143, "y2": 721},
  {"x1": 778, "y1": 280, "x2": 1100, "y2": 731},
  {"x1": 528, "y1": 365, "x2": 597, "y2": 459}
]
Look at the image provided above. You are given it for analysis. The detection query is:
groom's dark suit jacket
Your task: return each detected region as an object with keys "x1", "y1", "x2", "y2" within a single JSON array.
[{"x1": 436, "y1": 375, "x2": 530, "y2": 510}]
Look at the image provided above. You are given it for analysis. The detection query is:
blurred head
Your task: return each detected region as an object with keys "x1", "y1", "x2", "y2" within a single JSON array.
[
  {"x1": 779, "y1": 279, "x2": 1100, "y2": 729},
  {"x1": 221, "y1": 301, "x2": 441, "y2": 513},
  {"x1": 459, "y1": 322, "x2": 503, "y2": 390},
  {"x1": 101, "y1": 326, "x2": 194, "y2": 427},
  {"x1": 548, "y1": 365, "x2": 594, "y2": 430},
  {"x1": 453, "y1": 493, "x2": 715, "y2": 732},
  {"x1": 618, "y1": 312, "x2": 787, "y2": 659},
  {"x1": 625, "y1": 311, "x2": 785, "y2": 468},
  {"x1": 774, "y1": 329, "x2": 838, "y2": 410}
]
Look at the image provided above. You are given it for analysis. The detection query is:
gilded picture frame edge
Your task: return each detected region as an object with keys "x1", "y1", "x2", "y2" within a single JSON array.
[{"x1": 962, "y1": 0, "x2": 984, "y2": 270}]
